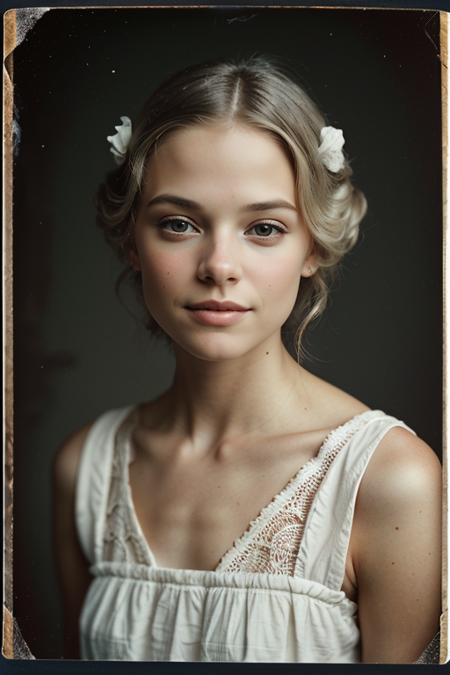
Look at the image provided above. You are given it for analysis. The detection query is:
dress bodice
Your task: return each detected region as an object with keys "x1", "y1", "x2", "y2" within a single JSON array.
[{"x1": 75, "y1": 406, "x2": 413, "y2": 662}]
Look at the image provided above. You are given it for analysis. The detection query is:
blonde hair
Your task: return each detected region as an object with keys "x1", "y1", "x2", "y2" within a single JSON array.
[{"x1": 95, "y1": 56, "x2": 367, "y2": 358}]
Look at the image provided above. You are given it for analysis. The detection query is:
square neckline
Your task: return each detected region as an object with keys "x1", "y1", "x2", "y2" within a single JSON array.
[{"x1": 121, "y1": 407, "x2": 377, "y2": 574}]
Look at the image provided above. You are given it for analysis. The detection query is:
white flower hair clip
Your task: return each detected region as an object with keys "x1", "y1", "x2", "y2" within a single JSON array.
[
  {"x1": 107, "y1": 116, "x2": 132, "y2": 165},
  {"x1": 318, "y1": 126, "x2": 345, "y2": 173}
]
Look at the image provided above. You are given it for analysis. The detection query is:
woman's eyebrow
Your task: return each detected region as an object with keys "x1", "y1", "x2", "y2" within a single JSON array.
[
  {"x1": 145, "y1": 195, "x2": 298, "y2": 213},
  {"x1": 243, "y1": 199, "x2": 298, "y2": 213},
  {"x1": 146, "y1": 194, "x2": 200, "y2": 210}
]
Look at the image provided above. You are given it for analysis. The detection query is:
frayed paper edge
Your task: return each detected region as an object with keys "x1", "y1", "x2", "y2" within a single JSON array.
[{"x1": 9, "y1": 8, "x2": 50, "y2": 52}]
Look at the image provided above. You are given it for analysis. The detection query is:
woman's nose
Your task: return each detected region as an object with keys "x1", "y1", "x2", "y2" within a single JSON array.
[{"x1": 197, "y1": 236, "x2": 243, "y2": 286}]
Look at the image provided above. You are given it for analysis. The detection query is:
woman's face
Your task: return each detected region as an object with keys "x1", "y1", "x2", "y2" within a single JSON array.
[{"x1": 131, "y1": 123, "x2": 316, "y2": 362}]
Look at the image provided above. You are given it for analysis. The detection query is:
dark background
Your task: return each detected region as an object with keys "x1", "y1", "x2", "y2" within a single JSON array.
[{"x1": 7, "y1": 2, "x2": 443, "y2": 668}]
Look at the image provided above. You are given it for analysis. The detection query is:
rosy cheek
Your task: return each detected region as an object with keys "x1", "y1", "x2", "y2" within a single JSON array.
[
  {"x1": 253, "y1": 257, "x2": 301, "y2": 299},
  {"x1": 140, "y1": 250, "x2": 188, "y2": 288}
]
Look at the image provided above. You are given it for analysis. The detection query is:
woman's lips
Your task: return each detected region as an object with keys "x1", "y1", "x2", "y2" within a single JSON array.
[{"x1": 185, "y1": 300, "x2": 250, "y2": 326}]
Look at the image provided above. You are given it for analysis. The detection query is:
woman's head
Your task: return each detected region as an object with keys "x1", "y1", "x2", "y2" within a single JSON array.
[
  {"x1": 95, "y1": 55, "x2": 367, "y2": 358},
  {"x1": 125, "y1": 122, "x2": 315, "y2": 363}
]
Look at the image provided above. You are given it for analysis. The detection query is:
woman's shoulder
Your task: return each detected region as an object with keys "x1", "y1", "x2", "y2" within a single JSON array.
[
  {"x1": 300, "y1": 369, "x2": 441, "y2": 490},
  {"x1": 52, "y1": 420, "x2": 97, "y2": 494},
  {"x1": 315, "y1": 370, "x2": 442, "y2": 499},
  {"x1": 52, "y1": 404, "x2": 137, "y2": 490},
  {"x1": 356, "y1": 425, "x2": 441, "y2": 515}
]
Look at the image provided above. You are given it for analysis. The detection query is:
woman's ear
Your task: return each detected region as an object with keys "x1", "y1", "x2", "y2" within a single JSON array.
[
  {"x1": 123, "y1": 236, "x2": 141, "y2": 271},
  {"x1": 301, "y1": 247, "x2": 318, "y2": 278}
]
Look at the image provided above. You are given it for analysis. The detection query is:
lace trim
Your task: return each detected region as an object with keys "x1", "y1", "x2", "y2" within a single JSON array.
[
  {"x1": 103, "y1": 409, "x2": 152, "y2": 566},
  {"x1": 215, "y1": 413, "x2": 372, "y2": 575},
  {"x1": 101, "y1": 408, "x2": 377, "y2": 576}
]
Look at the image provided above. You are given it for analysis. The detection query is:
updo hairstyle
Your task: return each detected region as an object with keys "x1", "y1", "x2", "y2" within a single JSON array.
[{"x1": 95, "y1": 56, "x2": 367, "y2": 358}]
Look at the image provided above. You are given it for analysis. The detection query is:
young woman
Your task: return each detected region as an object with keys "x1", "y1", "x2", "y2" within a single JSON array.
[{"x1": 52, "y1": 56, "x2": 442, "y2": 663}]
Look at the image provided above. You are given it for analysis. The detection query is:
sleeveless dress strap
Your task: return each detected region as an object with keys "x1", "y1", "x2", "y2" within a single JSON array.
[
  {"x1": 295, "y1": 412, "x2": 415, "y2": 590},
  {"x1": 75, "y1": 405, "x2": 135, "y2": 564}
]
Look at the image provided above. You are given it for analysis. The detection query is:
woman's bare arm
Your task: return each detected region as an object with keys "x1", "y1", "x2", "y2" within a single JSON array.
[
  {"x1": 352, "y1": 426, "x2": 442, "y2": 663},
  {"x1": 52, "y1": 422, "x2": 95, "y2": 659}
]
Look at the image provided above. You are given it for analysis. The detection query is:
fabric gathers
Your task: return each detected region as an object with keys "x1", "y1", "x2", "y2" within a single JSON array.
[{"x1": 75, "y1": 406, "x2": 413, "y2": 662}]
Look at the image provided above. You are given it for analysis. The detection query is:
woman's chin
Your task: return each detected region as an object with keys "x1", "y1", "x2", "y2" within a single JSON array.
[{"x1": 172, "y1": 333, "x2": 269, "y2": 364}]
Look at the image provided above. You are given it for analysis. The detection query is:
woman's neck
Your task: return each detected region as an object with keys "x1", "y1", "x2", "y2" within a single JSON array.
[{"x1": 152, "y1": 335, "x2": 312, "y2": 452}]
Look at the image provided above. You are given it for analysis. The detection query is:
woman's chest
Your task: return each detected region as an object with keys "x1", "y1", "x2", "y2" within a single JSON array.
[{"x1": 128, "y1": 446, "x2": 309, "y2": 571}]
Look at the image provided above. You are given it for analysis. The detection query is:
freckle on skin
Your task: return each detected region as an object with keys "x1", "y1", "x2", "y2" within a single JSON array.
[
  {"x1": 266, "y1": 352, "x2": 269, "y2": 355},
  {"x1": 392, "y1": 562, "x2": 394, "y2": 565},
  {"x1": 395, "y1": 527, "x2": 399, "y2": 530}
]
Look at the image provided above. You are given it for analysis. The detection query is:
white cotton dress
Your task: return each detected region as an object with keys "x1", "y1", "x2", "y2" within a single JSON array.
[{"x1": 75, "y1": 406, "x2": 413, "y2": 662}]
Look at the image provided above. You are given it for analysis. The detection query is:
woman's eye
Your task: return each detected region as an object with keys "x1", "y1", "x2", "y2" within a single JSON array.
[
  {"x1": 160, "y1": 219, "x2": 196, "y2": 234},
  {"x1": 248, "y1": 223, "x2": 283, "y2": 238}
]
